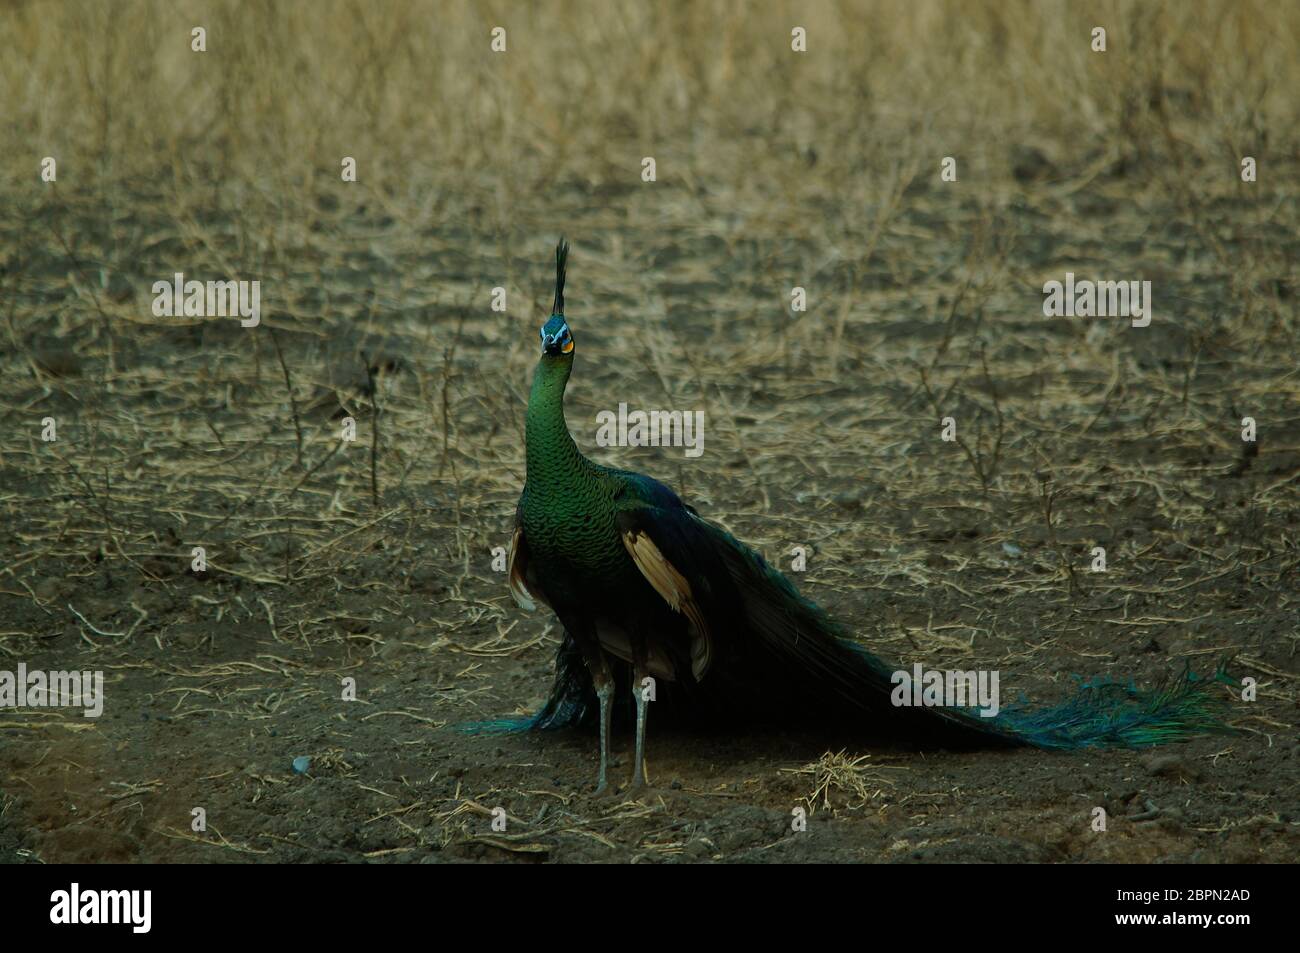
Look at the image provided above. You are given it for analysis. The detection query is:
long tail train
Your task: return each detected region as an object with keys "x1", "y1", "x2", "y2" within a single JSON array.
[{"x1": 463, "y1": 512, "x2": 1234, "y2": 750}]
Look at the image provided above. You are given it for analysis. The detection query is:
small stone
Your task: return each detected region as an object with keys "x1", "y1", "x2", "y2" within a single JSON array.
[{"x1": 1144, "y1": 754, "x2": 1200, "y2": 781}]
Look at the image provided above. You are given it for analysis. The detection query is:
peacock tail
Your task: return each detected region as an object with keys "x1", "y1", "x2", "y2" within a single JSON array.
[
  {"x1": 459, "y1": 632, "x2": 595, "y2": 734},
  {"x1": 464, "y1": 507, "x2": 1234, "y2": 750}
]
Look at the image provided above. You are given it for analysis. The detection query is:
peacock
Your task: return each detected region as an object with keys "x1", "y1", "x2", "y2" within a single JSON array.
[{"x1": 469, "y1": 238, "x2": 1232, "y2": 794}]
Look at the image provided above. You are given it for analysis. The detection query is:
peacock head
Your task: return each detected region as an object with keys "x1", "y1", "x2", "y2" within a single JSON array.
[
  {"x1": 539, "y1": 237, "x2": 574, "y2": 359},
  {"x1": 540, "y1": 314, "x2": 573, "y2": 357}
]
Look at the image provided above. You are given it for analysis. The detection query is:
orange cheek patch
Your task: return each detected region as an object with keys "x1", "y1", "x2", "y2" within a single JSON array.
[{"x1": 561, "y1": 339, "x2": 574, "y2": 353}]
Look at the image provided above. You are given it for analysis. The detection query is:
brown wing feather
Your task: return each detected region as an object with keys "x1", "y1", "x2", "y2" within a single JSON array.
[
  {"x1": 508, "y1": 524, "x2": 542, "y2": 612},
  {"x1": 620, "y1": 528, "x2": 713, "y2": 679}
]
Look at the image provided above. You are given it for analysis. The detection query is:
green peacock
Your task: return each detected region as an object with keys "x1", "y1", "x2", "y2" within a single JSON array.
[{"x1": 468, "y1": 238, "x2": 1232, "y2": 794}]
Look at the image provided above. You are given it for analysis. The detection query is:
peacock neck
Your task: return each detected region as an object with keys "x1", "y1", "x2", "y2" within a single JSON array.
[{"x1": 525, "y1": 356, "x2": 589, "y2": 489}]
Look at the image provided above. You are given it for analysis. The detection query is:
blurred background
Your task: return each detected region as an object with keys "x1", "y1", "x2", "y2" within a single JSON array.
[{"x1": 6, "y1": 0, "x2": 1295, "y2": 195}]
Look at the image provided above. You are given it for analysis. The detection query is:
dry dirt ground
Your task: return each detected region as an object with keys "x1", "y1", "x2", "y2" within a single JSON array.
[
  {"x1": 1, "y1": 0, "x2": 1297, "y2": 863},
  {"x1": 2, "y1": 168, "x2": 1297, "y2": 863}
]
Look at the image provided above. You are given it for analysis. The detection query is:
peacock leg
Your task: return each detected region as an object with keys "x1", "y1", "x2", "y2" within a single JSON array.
[
  {"x1": 628, "y1": 632, "x2": 651, "y2": 791},
  {"x1": 630, "y1": 673, "x2": 650, "y2": 790},
  {"x1": 572, "y1": 628, "x2": 615, "y2": 794},
  {"x1": 594, "y1": 678, "x2": 613, "y2": 795}
]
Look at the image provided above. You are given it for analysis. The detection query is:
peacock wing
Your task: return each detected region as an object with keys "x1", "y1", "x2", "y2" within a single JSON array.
[
  {"x1": 613, "y1": 504, "x2": 734, "y2": 681},
  {"x1": 508, "y1": 505, "x2": 546, "y2": 612}
]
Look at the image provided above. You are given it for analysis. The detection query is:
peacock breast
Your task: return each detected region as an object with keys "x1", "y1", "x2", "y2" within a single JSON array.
[{"x1": 521, "y1": 489, "x2": 625, "y2": 573}]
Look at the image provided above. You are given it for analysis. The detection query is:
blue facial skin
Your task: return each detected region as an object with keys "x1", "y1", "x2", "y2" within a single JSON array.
[{"x1": 540, "y1": 315, "x2": 572, "y2": 356}]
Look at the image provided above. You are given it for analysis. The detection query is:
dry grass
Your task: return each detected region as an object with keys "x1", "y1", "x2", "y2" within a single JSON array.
[
  {"x1": 4, "y1": 0, "x2": 1296, "y2": 195},
  {"x1": 783, "y1": 750, "x2": 901, "y2": 814}
]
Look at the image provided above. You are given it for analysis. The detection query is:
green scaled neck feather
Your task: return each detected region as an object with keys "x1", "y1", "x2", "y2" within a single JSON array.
[
  {"x1": 461, "y1": 237, "x2": 1234, "y2": 797},
  {"x1": 524, "y1": 237, "x2": 581, "y2": 487},
  {"x1": 524, "y1": 344, "x2": 586, "y2": 489}
]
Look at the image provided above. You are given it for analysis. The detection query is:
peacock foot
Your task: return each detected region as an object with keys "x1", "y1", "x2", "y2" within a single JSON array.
[{"x1": 622, "y1": 778, "x2": 651, "y2": 801}]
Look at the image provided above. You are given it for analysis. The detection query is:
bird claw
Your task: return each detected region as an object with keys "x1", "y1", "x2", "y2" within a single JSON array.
[{"x1": 623, "y1": 778, "x2": 651, "y2": 801}]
